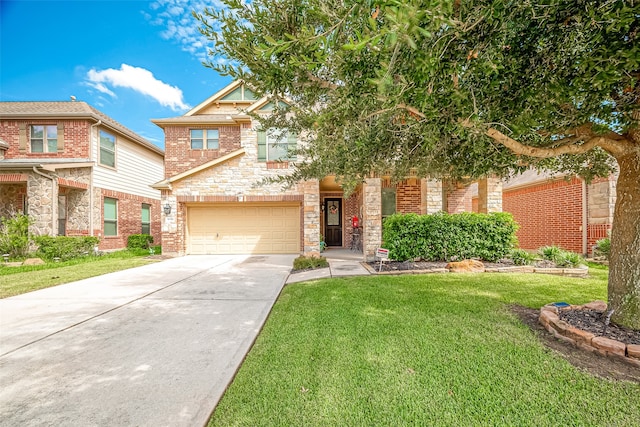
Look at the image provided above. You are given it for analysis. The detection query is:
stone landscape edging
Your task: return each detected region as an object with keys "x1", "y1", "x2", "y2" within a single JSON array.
[
  {"x1": 538, "y1": 301, "x2": 640, "y2": 368},
  {"x1": 361, "y1": 262, "x2": 589, "y2": 277}
]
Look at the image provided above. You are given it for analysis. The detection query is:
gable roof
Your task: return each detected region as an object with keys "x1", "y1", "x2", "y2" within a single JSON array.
[
  {"x1": 184, "y1": 80, "x2": 258, "y2": 117},
  {"x1": 151, "y1": 148, "x2": 246, "y2": 190},
  {"x1": 0, "y1": 101, "x2": 164, "y2": 156}
]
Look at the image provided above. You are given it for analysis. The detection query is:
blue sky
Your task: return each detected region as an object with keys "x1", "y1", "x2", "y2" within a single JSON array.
[{"x1": 0, "y1": 0, "x2": 233, "y2": 149}]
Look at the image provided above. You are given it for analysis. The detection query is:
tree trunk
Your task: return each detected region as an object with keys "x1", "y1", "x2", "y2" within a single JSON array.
[{"x1": 608, "y1": 150, "x2": 640, "y2": 329}]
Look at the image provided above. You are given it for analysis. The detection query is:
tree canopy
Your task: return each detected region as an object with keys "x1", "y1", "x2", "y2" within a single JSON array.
[{"x1": 196, "y1": 0, "x2": 640, "y2": 328}]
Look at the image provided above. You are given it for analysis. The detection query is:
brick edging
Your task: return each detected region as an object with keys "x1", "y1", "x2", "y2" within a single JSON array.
[{"x1": 539, "y1": 301, "x2": 640, "y2": 368}]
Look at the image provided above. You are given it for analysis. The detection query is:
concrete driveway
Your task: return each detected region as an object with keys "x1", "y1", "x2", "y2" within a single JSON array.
[{"x1": 0, "y1": 254, "x2": 295, "y2": 427}]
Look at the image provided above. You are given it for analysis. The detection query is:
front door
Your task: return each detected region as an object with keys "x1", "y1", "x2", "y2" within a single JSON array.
[{"x1": 324, "y1": 198, "x2": 342, "y2": 247}]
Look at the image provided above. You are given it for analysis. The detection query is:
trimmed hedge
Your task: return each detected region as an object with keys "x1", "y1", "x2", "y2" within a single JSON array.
[
  {"x1": 35, "y1": 236, "x2": 100, "y2": 261},
  {"x1": 127, "y1": 234, "x2": 153, "y2": 249},
  {"x1": 382, "y1": 212, "x2": 518, "y2": 262}
]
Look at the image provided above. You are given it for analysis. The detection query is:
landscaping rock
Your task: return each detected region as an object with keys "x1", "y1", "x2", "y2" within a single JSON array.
[
  {"x1": 445, "y1": 259, "x2": 485, "y2": 273},
  {"x1": 584, "y1": 300, "x2": 608, "y2": 312}
]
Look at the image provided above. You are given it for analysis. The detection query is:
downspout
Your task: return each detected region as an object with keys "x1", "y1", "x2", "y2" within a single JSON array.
[
  {"x1": 89, "y1": 120, "x2": 102, "y2": 238},
  {"x1": 32, "y1": 166, "x2": 56, "y2": 235},
  {"x1": 582, "y1": 178, "x2": 588, "y2": 257}
]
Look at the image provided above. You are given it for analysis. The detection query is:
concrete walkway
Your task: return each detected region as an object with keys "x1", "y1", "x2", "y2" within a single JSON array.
[
  {"x1": 286, "y1": 248, "x2": 371, "y2": 284},
  {"x1": 0, "y1": 254, "x2": 294, "y2": 427}
]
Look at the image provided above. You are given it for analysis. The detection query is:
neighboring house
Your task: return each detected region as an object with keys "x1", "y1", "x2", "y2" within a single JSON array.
[
  {"x1": 0, "y1": 101, "x2": 164, "y2": 250},
  {"x1": 152, "y1": 80, "x2": 503, "y2": 260}
]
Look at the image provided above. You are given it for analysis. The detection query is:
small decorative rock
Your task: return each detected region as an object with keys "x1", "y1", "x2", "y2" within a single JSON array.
[{"x1": 446, "y1": 259, "x2": 485, "y2": 273}]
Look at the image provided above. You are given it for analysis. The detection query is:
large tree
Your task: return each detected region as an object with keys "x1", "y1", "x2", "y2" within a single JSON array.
[{"x1": 196, "y1": 0, "x2": 640, "y2": 328}]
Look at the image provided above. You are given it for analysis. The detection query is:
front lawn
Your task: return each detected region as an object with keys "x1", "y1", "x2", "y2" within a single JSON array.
[
  {"x1": 0, "y1": 251, "x2": 158, "y2": 298},
  {"x1": 209, "y1": 268, "x2": 640, "y2": 426}
]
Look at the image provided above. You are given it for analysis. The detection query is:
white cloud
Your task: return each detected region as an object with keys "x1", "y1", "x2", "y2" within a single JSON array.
[
  {"x1": 147, "y1": 0, "x2": 226, "y2": 63},
  {"x1": 86, "y1": 64, "x2": 190, "y2": 111}
]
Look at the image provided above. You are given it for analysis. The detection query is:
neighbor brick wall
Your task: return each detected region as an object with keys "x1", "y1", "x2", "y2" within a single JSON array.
[
  {"x1": 99, "y1": 189, "x2": 162, "y2": 250},
  {"x1": 163, "y1": 125, "x2": 241, "y2": 177},
  {"x1": 0, "y1": 119, "x2": 91, "y2": 159},
  {"x1": 503, "y1": 177, "x2": 584, "y2": 253}
]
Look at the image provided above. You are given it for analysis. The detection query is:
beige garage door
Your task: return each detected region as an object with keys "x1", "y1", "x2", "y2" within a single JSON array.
[{"x1": 187, "y1": 203, "x2": 300, "y2": 254}]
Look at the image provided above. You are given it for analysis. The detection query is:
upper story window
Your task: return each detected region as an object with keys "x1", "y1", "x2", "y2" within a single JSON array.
[
  {"x1": 31, "y1": 125, "x2": 57, "y2": 153},
  {"x1": 99, "y1": 130, "x2": 116, "y2": 167},
  {"x1": 257, "y1": 129, "x2": 296, "y2": 162},
  {"x1": 190, "y1": 129, "x2": 219, "y2": 150}
]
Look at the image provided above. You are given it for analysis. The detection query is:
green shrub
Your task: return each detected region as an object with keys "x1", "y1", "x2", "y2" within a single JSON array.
[
  {"x1": 510, "y1": 248, "x2": 537, "y2": 266},
  {"x1": 538, "y1": 245, "x2": 584, "y2": 267},
  {"x1": 539, "y1": 245, "x2": 563, "y2": 261},
  {"x1": 0, "y1": 212, "x2": 32, "y2": 258},
  {"x1": 127, "y1": 234, "x2": 153, "y2": 249},
  {"x1": 293, "y1": 255, "x2": 329, "y2": 271},
  {"x1": 382, "y1": 212, "x2": 518, "y2": 262},
  {"x1": 594, "y1": 237, "x2": 611, "y2": 259},
  {"x1": 34, "y1": 236, "x2": 100, "y2": 261}
]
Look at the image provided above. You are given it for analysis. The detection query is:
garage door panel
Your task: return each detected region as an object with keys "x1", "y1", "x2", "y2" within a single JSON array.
[{"x1": 187, "y1": 204, "x2": 300, "y2": 254}]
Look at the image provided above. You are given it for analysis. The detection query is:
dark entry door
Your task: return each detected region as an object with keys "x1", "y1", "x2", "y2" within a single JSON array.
[{"x1": 324, "y1": 198, "x2": 342, "y2": 246}]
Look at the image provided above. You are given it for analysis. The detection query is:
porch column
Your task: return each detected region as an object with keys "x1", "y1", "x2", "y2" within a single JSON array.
[
  {"x1": 363, "y1": 177, "x2": 382, "y2": 261},
  {"x1": 302, "y1": 179, "x2": 321, "y2": 256},
  {"x1": 161, "y1": 192, "x2": 179, "y2": 256},
  {"x1": 27, "y1": 172, "x2": 56, "y2": 236},
  {"x1": 420, "y1": 178, "x2": 443, "y2": 214},
  {"x1": 478, "y1": 176, "x2": 503, "y2": 213}
]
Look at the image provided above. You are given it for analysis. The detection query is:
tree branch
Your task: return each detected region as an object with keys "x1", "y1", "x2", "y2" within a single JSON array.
[{"x1": 485, "y1": 127, "x2": 629, "y2": 158}]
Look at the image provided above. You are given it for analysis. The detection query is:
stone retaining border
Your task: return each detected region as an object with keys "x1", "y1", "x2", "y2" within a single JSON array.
[
  {"x1": 361, "y1": 263, "x2": 589, "y2": 278},
  {"x1": 539, "y1": 301, "x2": 640, "y2": 368}
]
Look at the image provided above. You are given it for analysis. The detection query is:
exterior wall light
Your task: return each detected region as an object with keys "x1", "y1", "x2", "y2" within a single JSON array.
[{"x1": 163, "y1": 203, "x2": 172, "y2": 215}]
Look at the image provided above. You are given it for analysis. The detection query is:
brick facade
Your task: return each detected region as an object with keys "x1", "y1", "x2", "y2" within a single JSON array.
[
  {"x1": 99, "y1": 188, "x2": 162, "y2": 250},
  {"x1": 0, "y1": 119, "x2": 91, "y2": 159},
  {"x1": 163, "y1": 125, "x2": 241, "y2": 177},
  {"x1": 503, "y1": 177, "x2": 584, "y2": 253}
]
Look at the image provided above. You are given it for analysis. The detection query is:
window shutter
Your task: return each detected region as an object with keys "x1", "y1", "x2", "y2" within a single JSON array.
[
  {"x1": 286, "y1": 132, "x2": 297, "y2": 161},
  {"x1": 18, "y1": 123, "x2": 27, "y2": 152},
  {"x1": 57, "y1": 123, "x2": 65, "y2": 151},
  {"x1": 257, "y1": 130, "x2": 266, "y2": 161}
]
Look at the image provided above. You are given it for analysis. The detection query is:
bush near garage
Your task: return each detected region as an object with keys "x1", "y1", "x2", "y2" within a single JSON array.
[
  {"x1": 293, "y1": 255, "x2": 329, "y2": 271},
  {"x1": 382, "y1": 212, "x2": 518, "y2": 262},
  {"x1": 127, "y1": 234, "x2": 154, "y2": 249},
  {"x1": 34, "y1": 236, "x2": 100, "y2": 261}
]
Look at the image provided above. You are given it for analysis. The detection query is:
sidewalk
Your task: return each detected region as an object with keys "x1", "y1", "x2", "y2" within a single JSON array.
[{"x1": 286, "y1": 248, "x2": 370, "y2": 284}]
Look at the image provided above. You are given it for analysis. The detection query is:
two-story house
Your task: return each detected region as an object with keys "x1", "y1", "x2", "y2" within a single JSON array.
[
  {"x1": 152, "y1": 80, "x2": 504, "y2": 260},
  {"x1": 0, "y1": 101, "x2": 164, "y2": 250}
]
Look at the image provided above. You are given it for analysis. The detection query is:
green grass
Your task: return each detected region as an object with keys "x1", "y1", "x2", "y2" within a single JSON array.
[
  {"x1": 209, "y1": 268, "x2": 640, "y2": 426},
  {"x1": 0, "y1": 250, "x2": 158, "y2": 298}
]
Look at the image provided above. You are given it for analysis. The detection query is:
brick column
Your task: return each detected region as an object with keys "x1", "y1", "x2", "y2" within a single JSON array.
[
  {"x1": 302, "y1": 179, "x2": 320, "y2": 256},
  {"x1": 478, "y1": 176, "x2": 503, "y2": 213},
  {"x1": 420, "y1": 178, "x2": 443, "y2": 214},
  {"x1": 363, "y1": 177, "x2": 382, "y2": 261}
]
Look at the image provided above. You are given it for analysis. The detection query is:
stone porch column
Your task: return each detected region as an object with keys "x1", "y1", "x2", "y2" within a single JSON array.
[
  {"x1": 363, "y1": 177, "x2": 382, "y2": 261},
  {"x1": 302, "y1": 179, "x2": 320, "y2": 256},
  {"x1": 478, "y1": 176, "x2": 503, "y2": 213},
  {"x1": 420, "y1": 178, "x2": 443, "y2": 214},
  {"x1": 27, "y1": 172, "x2": 56, "y2": 236}
]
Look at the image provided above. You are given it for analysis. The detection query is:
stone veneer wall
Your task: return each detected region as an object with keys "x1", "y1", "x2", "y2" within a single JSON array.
[
  {"x1": 478, "y1": 176, "x2": 503, "y2": 213},
  {"x1": 302, "y1": 180, "x2": 320, "y2": 255},
  {"x1": 421, "y1": 178, "x2": 443, "y2": 214},
  {"x1": 363, "y1": 178, "x2": 382, "y2": 261},
  {"x1": 0, "y1": 184, "x2": 26, "y2": 216},
  {"x1": 27, "y1": 173, "x2": 56, "y2": 236},
  {"x1": 587, "y1": 175, "x2": 616, "y2": 253}
]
